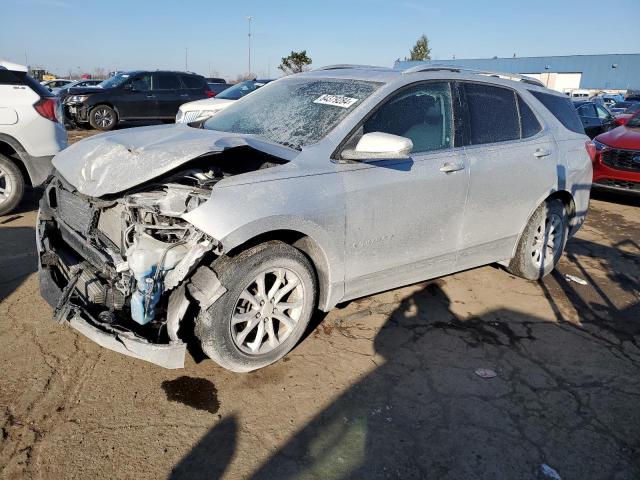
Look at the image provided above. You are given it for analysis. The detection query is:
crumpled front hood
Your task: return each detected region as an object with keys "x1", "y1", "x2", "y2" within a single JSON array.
[{"x1": 53, "y1": 124, "x2": 297, "y2": 197}]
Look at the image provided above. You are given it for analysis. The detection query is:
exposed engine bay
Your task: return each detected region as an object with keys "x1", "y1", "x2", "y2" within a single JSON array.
[{"x1": 37, "y1": 148, "x2": 287, "y2": 368}]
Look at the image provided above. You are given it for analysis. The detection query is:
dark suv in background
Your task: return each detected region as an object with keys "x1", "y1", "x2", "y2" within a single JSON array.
[
  {"x1": 60, "y1": 70, "x2": 212, "y2": 130},
  {"x1": 573, "y1": 100, "x2": 617, "y2": 138}
]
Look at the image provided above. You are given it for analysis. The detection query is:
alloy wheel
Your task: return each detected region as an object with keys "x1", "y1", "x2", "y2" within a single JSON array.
[
  {"x1": 231, "y1": 268, "x2": 304, "y2": 355},
  {"x1": 0, "y1": 165, "x2": 13, "y2": 207},
  {"x1": 94, "y1": 108, "x2": 114, "y2": 128},
  {"x1": 531, "y1": 212, "x2": 563, "y2": 268}
]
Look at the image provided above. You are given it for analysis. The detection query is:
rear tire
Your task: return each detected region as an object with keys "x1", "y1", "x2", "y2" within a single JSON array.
[
  {"x1": 507, "y1": 199, "x2": 569, "y2": 280},
  {"x1": 0, "y1": 154, "x2": 25, "y2": 216},
  {"x1": 89, "y1": 105, "x2": 117, "y2": 131},
  {"x1": 195, "y1": 241, "x2": 317, "y2": 372}
]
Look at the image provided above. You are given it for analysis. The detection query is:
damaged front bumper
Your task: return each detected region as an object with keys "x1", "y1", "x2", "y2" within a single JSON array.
[
  {"x1": 38, "y1": 265, "x2": 187, "y2": 369},
  {"x1": 36, "y1": 174, "x2": 223, "y2": 369},
  {"x1": 62, "y1": 100, "x2": 90, "y2": 124},
  {"x1": 38, "y1": 234, "x2": 186, "y2": 369}
]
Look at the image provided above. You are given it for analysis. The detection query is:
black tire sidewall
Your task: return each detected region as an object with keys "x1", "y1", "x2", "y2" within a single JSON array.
[
  {"x1": 510, "y1": 199, "x2": 569, "y2": 280},
  {"x1": 195, "y1": 242, "x2": 317, "y2": 372},
  {"x1": 0, "y1": 154, "x2": 25, "y2": 216},
  {"x1": 89, "y1": 105, "x2": 117, "y2": 131}
]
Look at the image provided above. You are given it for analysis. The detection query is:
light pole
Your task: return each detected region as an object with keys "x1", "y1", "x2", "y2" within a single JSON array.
[{"x1": 246, "y1": 16, "x2": 254, "y2": 75}]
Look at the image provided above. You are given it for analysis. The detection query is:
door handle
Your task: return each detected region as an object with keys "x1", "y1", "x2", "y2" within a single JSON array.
[
  {"x1": 534, "y1": 148, "x2": 551, "y2": 158},
  {"x1": 439, "y1": 162, "x2": 465, "y2": 173},
  {"x1": 146, "y1": 94, "x2": 156, "y2": 98},
  {"x1": 180, "y1": 94, "x2": 189, "y2": 97}
]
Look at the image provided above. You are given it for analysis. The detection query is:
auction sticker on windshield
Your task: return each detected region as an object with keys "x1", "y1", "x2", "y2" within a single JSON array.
[{"x1": 313, "y1": 94, "x2": 359, "y2": 109}]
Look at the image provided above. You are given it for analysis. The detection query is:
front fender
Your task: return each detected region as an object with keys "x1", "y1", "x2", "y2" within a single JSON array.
[{"x1": 182, "y1": 178, "x2": 346, "y2": 310}]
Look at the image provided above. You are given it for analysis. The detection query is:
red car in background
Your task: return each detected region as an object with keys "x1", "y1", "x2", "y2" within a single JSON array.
[
  {"x1": 589, "y1": 111, "x2": 640, "y2": 195},
  {"x1": 613, "y1": 102, "x2": 640, "y2": 126}
]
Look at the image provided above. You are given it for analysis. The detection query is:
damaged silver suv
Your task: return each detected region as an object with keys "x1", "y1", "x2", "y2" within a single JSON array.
[{"x1": 37, "y1": 65, "x2": 592, "y2": 371}]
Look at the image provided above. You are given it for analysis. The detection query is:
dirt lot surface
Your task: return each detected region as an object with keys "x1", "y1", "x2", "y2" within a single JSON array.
[{"x1": 1, "y1": 128, "x2": 639, "y2": 479}]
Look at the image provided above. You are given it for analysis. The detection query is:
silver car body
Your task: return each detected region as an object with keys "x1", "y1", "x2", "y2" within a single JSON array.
[{"x1": 38, "y1": 67, "x2": 592, "y2": 367}]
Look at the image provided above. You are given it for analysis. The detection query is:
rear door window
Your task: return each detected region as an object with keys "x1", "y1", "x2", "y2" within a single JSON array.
[
  {"x1": 530, "y1": 90, "x2": 584, "y2": 134},
  {"x1": 153, "y1": 73, "x2": 181, "y2": 90},
  {"x1": 462, "y1": 83, "x2": 520, "y2": 144}
]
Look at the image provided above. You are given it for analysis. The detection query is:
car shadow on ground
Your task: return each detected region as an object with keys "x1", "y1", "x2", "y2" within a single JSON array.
[
  {"x1": 169, "y1": 236, "x2": 640, "y2": 480},
  {"x1": 0, "y1": 225, "x2": 37, "y2": 303},
  {"x1": 591, "y1": 190, "x2": 640, "y2": 207}
]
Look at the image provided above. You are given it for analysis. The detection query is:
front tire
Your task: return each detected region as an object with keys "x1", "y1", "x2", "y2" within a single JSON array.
[
  {"x1": 507, "y1": 199, "x2": 569, "y2": 280},
  {"x1": 89, "y1": 105, "x2": 117, "y2": 131},
  {"x1": 0, "y1": 154, "x2": 25, "y2": 216},
  {"x1": 195, "y1": 241, "x2": 317, "y2": 372}
]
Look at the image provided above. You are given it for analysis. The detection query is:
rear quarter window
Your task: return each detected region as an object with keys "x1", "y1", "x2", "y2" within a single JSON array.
[
  {"x1": 530, "y1": 90, "x2": 584, "y2": 134},
  {"x1": 181, "y1": 75, "x2": 205, "y2": 89},
  {"x1": 0, "y1": 70, "x2": 53, "y2": 97},
  {"x1": 517, "y1": 95, "x2": 542, "y2": 138},
  {"x1": 154, "y1": 73, "x2": 181, "y2": 90}
]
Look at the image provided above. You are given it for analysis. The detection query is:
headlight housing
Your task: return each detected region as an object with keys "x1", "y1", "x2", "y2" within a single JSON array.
[
  {"x1": 67, "y1": 95, "x2": 89, "y2": 104},
  {"x1": 593, "y1": 139, "x2": 609, "y2": 151},
  {"x1": 176, "y1": 109, "x2": 220, "y2": 124}
]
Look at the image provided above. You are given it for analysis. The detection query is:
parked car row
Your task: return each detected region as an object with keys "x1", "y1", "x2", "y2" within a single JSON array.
[
  {"x1": 176, "y1": 79, "x2": 272, "y2": 124},
  {"x1": 610, "y1": 102, "x2": 640, "y2": 126},
  {"x1": 60, "y1": 70, "x2": 213, "y2": 130}
]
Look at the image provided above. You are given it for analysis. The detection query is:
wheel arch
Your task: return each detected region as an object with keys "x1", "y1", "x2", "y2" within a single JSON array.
[
  {"x1": 89, "y1": 102, "x2": 120, "y2": 120},
  {"x1": 225, "y1": 228, "x2": 337, "y2": 312},
  {"x1": 0, "y1": 135, "x2": 31, "y2": 186},
  {"x1": 506, "y1": 189, "x2": 576, "y2": 262}
]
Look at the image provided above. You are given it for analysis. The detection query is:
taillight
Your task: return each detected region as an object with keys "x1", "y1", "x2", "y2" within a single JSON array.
[
  {"x1": 585, "y1": 140, "x2": 596, "y2": 162},
  {"x1": 614, "y1": 117, "x2": 626, "y2": 126},
  {"x1": 205, "y1": 90, "x2": 215, "y2": 98},
  {"x1": 34, "y1": 98, "x2": 58, "y2": 123}
]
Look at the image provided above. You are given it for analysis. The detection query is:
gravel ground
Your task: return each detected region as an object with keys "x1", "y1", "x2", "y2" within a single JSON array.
[{"x1": 1, "y1": 128, "x2": 639, "y2": 479}]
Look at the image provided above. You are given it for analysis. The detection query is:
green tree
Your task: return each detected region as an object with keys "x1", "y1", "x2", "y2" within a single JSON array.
[
  {"x1": 278, "y1": 50, "x2": 312, "y2": 75},
  {"x1": 406, "y1": 34, "x2": 431, "y2": 61}
]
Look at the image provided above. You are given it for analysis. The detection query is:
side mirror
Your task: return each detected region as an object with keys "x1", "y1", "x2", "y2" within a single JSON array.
[
  {"x1": 123, "y1": 83, "x2": 133, "y2": 91},
  {"x1": 341, "y1": 132, "x2": 413, "y2": 161}
]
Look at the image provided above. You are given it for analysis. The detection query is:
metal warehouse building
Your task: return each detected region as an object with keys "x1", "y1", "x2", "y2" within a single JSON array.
[{"x1": 395, "y1": 54, "x2": 640, "y2": 92}]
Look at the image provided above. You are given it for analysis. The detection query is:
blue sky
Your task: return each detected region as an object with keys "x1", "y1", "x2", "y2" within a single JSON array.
[{"x1": 3, "y1": 0, "x2": 639, "y2": 79}]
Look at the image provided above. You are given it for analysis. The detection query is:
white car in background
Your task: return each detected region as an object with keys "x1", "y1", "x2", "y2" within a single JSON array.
[
  {"x1": 0, "y1": 61, "x2": 68, "y2": 215},
  {"x1": 51, "y1": 78, "x2": 103, "y2": 96},
  {"x1": 40, "y1": 78, "x2": 73, "y2": 91},
  {"x1": 176, "y1": 79, "x2": 273, "y2": 124}
]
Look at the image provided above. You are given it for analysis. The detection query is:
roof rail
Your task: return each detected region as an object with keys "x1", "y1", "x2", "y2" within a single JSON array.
[
  {"x1": 402, "y1": 64, "x2": 462, "y2": 74},
  {"x1": 315, "y1": 64, "x2": 392, "y2": 71},
  {"x1": 403, "y1": 64, "x2": 545, "y2": 87}
]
